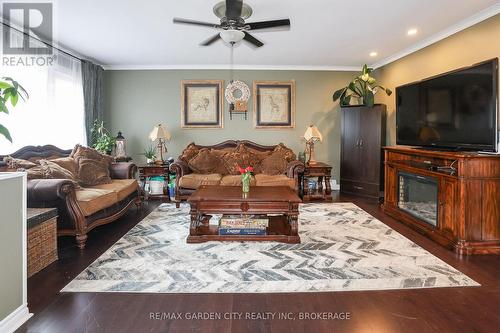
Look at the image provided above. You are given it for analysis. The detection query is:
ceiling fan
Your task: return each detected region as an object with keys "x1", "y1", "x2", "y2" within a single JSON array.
[{"x1": 173, "y1": 0, "x2": 291, "y2": 48}]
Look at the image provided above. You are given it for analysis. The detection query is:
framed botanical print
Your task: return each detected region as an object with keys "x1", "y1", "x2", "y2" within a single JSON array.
[
  {"x1": 181, "y1": 80, "x2": 223, "y2": 128},
  {"x1": 253, "y1": 80, "x2": 295, "y2": 128}
]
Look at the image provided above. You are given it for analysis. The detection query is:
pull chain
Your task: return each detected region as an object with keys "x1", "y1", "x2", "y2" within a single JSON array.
[{"x1": 230, "y1": 42, "x2": 234, "y2": 84}]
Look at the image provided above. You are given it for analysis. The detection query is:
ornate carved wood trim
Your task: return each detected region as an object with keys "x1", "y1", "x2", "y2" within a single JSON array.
[
  {"x1": 0, "y1": 145, "x2": 72, "y2": 160},
  {"x1": 184, "y1": 140, "x2": 286, "y2": 152}
]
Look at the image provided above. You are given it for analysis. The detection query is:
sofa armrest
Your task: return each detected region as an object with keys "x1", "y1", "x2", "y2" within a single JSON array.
[
  {"x1": 169, "y1": 161, "x2": 191, "y2": 178},
  {"x1": 110, "y1": 162, "x2": 137, "y2": 179},
  {"x1": 27, "y1": 178, "x2": 76, "y2": 203},
  {"x1": 286, "y1": 160, "x2": 305, "y2": 179}
]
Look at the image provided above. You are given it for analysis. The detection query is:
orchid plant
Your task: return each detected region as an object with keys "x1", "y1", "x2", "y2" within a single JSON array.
[{"x1": 333, "y1": 64, "x2": 392, "y2": 107}]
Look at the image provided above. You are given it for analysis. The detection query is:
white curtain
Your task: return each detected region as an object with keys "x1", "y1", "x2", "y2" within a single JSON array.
[{"x1": 0, "y1": 27, "x2": 86, "y2": 154}]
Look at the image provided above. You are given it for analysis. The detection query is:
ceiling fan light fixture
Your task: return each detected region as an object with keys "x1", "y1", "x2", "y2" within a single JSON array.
[{"x1": 220, "y1": 29, "x2": 245, "y2": 44}]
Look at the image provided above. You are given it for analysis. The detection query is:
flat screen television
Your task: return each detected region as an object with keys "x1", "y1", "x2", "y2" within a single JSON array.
[{"x1": 396, "y1": 58, "x2": 498, "y2": 152}]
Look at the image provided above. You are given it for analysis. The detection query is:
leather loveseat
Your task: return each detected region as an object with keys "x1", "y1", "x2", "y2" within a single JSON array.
[
  {"x1": 0, "y1": 145, "x2": 140, "y2": 249},
  {"x1": 169, "y1": 140, "x2": 305, "y2": 206}
]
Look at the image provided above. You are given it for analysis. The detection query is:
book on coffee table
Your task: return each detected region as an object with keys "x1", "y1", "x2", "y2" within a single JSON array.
[
  {"x1": 219, "y1": 215, "x2": 269, "y2": 228},
  {"x1": 219, "y1": 228, "x2": 267, "y2": 236}
]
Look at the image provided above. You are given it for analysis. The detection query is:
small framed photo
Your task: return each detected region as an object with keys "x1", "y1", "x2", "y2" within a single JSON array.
[
  {"x1": 181, "y1": 80, "x2": 223, "y2": 128},
  {"x1": 253, "y1": 81, "x2": 295, "y2": 128}
]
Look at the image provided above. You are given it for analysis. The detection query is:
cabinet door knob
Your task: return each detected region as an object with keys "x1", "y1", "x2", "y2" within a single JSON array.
[{"x1": 360, "y1": 139, "x2": 363, "y2": 146}]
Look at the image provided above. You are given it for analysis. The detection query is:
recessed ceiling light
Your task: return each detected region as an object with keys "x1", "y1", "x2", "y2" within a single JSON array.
[
  {"x1": 407, "y1": 28, "x2": 418, "y2": 36},
  {"x1": 369, "y1": 52, "x2": 378, "y2": 57}
]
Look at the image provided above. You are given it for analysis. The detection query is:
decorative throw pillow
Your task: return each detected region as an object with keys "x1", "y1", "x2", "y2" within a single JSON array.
[
  {"x1": 70, "y1": 144, "x2": 114, "y2": 186},
  {"x1": 260, "y1": 153, "x2": 289, "y2": 175},
  {"x1": 47, "y1": 157, "x2": 78, "y2": 175},
  {"x1": 222, "y1": 144, "x2": 261, "y2": 175},
  {"x1": 39, "y1": 159, "x2": 77, "y2": 181},
  {"x1": 70, "y1": 144, "x2": 114, "y2": 165},
  {"x1": 260, "y1": 145, "x2": 296, "y2": 175},
  {"x1": 246, "y1": 149, "x2": 272, "y2": 174},
  {"x1": 3, "y1": 156, "x2": 37, "y2": 169},
  {"x1": 188, "y1": 148, "x2": 223, "y2": 174},
  {"x1": 77, "y1": 158, "x2": 112, "y2": 186},
  {"x1": 26, "y1": 166, "x2": 46, "y2": 179},
  {"x1": 179, "y1": 143, "x2": 200, "y2": 163},
  {"x1": 274, "y1": 143, "x2": 297, "y2": 162}
]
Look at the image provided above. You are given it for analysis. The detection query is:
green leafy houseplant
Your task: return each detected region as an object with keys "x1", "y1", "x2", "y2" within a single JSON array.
[
  {"x1": 143, "y1": 145, "x2": 157, "y2": 164},
  {"x1": 91, "y1": 120, "x2": 116, "y2": 154},
  {"x1": 333, "y1": 64, "x2": 392, "y2": 107},
  {"x1": 0, "y1": 77, "x2": 28, "y2": 142}
]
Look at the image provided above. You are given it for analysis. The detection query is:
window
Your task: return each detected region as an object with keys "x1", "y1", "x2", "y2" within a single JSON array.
[{"x1": 0, "y1": 28, "x2": 86, "y2": 154}]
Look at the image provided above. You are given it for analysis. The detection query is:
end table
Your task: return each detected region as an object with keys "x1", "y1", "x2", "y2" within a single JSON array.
[
  {"x1": 138, "y1": 164, "x2": 170, "y2": 202},
  {"x1": 302, "y1": 162, "x2": 333, "y2": 202}
]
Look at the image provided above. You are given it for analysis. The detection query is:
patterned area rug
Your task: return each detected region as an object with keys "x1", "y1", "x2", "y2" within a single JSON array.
[{"x1": 62, "y1": 203, "x2": 478, "y2": 293}]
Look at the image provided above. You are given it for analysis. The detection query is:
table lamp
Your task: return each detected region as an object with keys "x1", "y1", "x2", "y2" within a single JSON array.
[
  {"x1": 149, "y1": 124, "x2": 171, "y2": 165},
  {"x1": 303, "y1": 124, "x2": 323, "y2": 165}
]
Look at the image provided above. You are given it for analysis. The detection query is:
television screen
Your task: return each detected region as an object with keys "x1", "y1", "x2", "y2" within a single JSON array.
[{"x1": 396, "y1": 59, "x2": 498, "y2": 151}]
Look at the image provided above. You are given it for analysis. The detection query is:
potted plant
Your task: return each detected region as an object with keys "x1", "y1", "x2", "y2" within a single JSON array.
[
  {"x1": 143, "y1": 145, "x2": 157, "y2": 165},
  {"x1": 333, "y1": 64, "x2": 392, "y2": 107},
  {"x1": 0, "y1": 77, "x2": 28, "y2": 142},
  {"x1": 91, "y1": 120, "x2": 116, "y2": 155}
]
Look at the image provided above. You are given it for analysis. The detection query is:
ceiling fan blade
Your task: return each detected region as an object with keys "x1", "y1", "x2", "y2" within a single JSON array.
[
  {"x1": 243, "y1": 32, "x2": 264, "y2": 47},
  {"x1": 200, "y1": 33, "x2": 221, "y2": 46},
  {"x1": 247, "y1": 19, "x2": 291, "y2": 31},
  {"x1": 225, "y1": 0, "x2": 243, "y2": 20},
  {"x1": 173, "y1": 18, "x2": 221, "y2": 28}
]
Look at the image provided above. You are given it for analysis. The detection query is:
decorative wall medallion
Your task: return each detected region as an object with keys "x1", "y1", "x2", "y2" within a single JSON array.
[{"x1": 225, "y1": 80, "x2": 250, "y2": 105}]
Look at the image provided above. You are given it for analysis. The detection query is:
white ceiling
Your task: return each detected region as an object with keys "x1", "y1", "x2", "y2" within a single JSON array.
[{"x1": 48, "y1": 0, "x2": 500, "y2": 69}]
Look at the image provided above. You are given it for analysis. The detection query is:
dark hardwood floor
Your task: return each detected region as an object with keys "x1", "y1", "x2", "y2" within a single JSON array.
[{"x1": 18, "y1": 194, "x2": 500, "y2": 333}]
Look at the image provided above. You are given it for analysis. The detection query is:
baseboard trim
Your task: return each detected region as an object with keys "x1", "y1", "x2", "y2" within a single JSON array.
[{"x1": 0, "y1": 304, "x2": 32, "y2": 333}]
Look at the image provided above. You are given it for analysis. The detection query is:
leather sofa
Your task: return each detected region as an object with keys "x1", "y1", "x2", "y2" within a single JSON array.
[
  {"x1": 170, "y1": 140, "x2": 305, "y2": 207},
  {"x1": 0, "y1": 145, "x2": 140, "y2": 249}
]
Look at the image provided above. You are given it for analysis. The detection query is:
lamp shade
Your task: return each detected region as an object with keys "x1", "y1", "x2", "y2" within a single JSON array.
[
  {"x1": 149, "y1": 124, "x2": 171, "y2": 141},
  {"x1": 303, "y1": 125, "x2": 323, "y2": 142}
]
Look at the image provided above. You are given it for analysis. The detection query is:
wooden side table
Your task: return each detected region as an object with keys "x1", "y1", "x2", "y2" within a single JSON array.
[
  {"x1": 138, "y1": 164, "x2": 170, "y2": 202},
  {"x1": 302, "y1": 162, "x2": 333, "y2": 202},
  {"x1": 27, "y1": 208, "x2": 58, "y2": 277}
]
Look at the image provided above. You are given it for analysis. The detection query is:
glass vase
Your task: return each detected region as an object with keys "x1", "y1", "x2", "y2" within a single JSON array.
[{"x1": 242, "y1": 175, "x2": 250, "y2": 193}]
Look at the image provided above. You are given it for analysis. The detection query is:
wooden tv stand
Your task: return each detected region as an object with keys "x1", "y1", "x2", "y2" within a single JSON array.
[{"x1": 383, "y1": 146, "x2": 500, "y2": 255}]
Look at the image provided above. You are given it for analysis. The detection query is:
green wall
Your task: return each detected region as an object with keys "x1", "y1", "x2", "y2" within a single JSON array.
[{"x1": 105, "y1": 70, "x2": 356, "y2": 180}]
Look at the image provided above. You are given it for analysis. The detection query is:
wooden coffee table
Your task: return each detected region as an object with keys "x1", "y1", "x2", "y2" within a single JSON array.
[{"x1": 187, "y1": 185, "x2": 302, "y2": 244}]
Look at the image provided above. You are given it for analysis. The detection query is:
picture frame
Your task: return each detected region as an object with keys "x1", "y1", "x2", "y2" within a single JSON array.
[
  {"x1": 181, "y1": 80, "x2": 224, "y2": 128},
  {"x1": 253, "y1": 80, "x2": 295, "y2": 129}
]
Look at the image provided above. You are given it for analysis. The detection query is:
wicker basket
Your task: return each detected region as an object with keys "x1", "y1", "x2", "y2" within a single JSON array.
[{"x1": 27, "y1": 208, "x2": 58, "y2": 277}]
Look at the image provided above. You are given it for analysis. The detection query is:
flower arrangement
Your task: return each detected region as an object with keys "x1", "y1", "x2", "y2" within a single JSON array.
[
  {"x1": 238, "y1": 166, "x2": 254, "y2": 193},
  {"x1": 332, "y1": 64, "x2": 392, "y2": 107}
]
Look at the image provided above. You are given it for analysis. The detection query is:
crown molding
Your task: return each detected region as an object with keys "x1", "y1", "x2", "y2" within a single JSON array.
[
  {"x1": 371, "y1": 2, "x2": 500, "y2": 69},
  {"x1": 102, "y1": 64, "x2": 360, "y2": 71}
]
